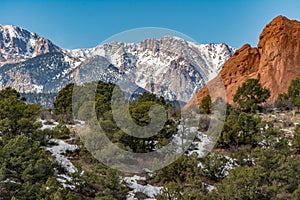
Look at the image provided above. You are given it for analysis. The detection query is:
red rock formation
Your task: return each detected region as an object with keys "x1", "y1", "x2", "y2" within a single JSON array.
[{"x1": 189, "y1": 15, "x2": 300, "y2": 108}]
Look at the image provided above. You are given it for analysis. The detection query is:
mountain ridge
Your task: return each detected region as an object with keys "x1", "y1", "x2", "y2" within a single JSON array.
[
  {"x1": 67, "y1": 36, "x2": 235, "y2": 102},
  {"x1": 0, "y1": 25, "x2": 235, "y2": 102}
]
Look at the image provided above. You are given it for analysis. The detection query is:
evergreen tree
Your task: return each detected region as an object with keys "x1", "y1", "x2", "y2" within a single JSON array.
[
  {"x1": 0, "y1": 87, "x2": 41, "y2": 141},
  {"x1": 53, "y1": 83, "x2": 74, "y2": 122},
  {"x1": 217, "y1": 107, "x2": 262, "y2": 148},
  {"x1": 288, "y1": 77, "x2": 300, "y2": 109},
  {"x1": 293, "y1": 124, "x2": 300, "y2": 154},
  {"x1": 0, "y1": 135, "x2": 55, "y2": 199},
  {"x1": 211, "y1": 166, "x2": 266, "y2": 200},
  {"x1": 200, "y1": 95, "x2": 212, "y2": 114},
  {"x1": 233, "y1": 78, "x2": 270, "y2": 112},
  {"x1": 53, "y1": 83, "x2": 74, "y2": 115}
]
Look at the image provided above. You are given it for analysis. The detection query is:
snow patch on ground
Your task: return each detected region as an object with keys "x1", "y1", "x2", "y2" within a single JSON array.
[
  {"x1": 203, "y1": 183, "x2": 215, "y2": 192},
  {"x1": 222, "y1": 155, "x2": 238, "y2": 177},
  {"x1": 38, "y1": 118, "x2": 59, "y2": 130},
  {"x1": 188, "y1": 132, "x2": 212, "y2": 158},
  {"x1": 45, "y1": 139, "x2": 78, "y2": 173},
  {"x1": 56, "y1": 174, "x2": 75, "y2": 189},
  {"x1": 124, "y1": 175, "x2": 162, "y2": 200}
]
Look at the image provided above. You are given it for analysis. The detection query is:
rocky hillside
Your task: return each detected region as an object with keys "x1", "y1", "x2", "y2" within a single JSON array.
[
  {"x1": 189, "y1": 16, "x2": 300, "y2": 107},
  {"x1": 0, "y1": 24, "x2": 60, "y2": 66}
]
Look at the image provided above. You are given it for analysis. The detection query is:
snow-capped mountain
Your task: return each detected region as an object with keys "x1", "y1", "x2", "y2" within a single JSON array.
[
  {"x1": 0, "y1": 24, "x2": 235, "y2": 103},
  {"x1": 0, "y1": 24, "x2": 60, "y2": 66},
  {"x1": 68, "y1": 37, "x2": 235, "y2": 102}
]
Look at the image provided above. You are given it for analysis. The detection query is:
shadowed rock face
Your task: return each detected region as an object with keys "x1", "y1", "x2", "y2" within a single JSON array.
[{"x1": 189, "y1": 16, "x2": 300, "y2": 108}]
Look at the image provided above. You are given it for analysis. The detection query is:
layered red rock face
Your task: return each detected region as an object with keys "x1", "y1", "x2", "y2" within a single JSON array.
[{"x1": 188, "y1": 15, "x2": 300, "y2": 108}]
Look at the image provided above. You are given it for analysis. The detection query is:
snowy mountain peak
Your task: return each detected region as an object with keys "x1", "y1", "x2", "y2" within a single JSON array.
[{"x1": 0, "y1": 24, "x2": 60, "y2": 66}]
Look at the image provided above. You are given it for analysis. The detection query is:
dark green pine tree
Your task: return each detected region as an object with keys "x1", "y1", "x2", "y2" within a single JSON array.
[
  {"x1": 200, "y1": 95, "x2": 212, "y2": 114},
  {"x1": 0, "y1": 135, "x2": 55, "y2": 199},
  {"x1": 288, "y1": 77, "x2": 300, "y2": 109},
  {"x1": 233, "y1": 78, "x2": 270, "y2": 112},
  {"x1": 0, "y1": 87, "x2": 41, "y2": 141}
]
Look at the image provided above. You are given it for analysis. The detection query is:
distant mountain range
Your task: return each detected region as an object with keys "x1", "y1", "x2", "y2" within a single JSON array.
[{"x1": 0, "y1": 24, "x2": 235, "y2": 103}]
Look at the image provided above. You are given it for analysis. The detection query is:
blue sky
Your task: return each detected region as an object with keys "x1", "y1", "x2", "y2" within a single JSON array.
[{"x1": 1, "y1": 0, "x2": 300, "y2": 49}]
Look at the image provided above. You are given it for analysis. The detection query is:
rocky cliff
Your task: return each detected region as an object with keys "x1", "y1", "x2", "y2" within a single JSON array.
[{"x1": 189, "y1": 16, "x2": 300, "y2": 107}]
